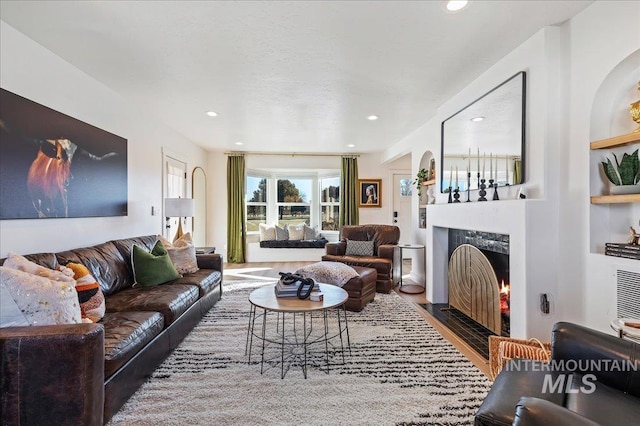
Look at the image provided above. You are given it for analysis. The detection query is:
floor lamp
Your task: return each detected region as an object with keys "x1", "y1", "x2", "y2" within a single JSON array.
[{"x1": 165, "y1": 198, "x2": 195, "y2": 242}]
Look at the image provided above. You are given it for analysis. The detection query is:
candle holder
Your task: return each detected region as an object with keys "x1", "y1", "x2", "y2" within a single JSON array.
[
  {"x1": 447, "y1": 186, "x2": 453, "y2": 203},
  {"x1": 466, "y1": 172, "x2": 471, "y2": 202},
  {"x1": 478, "y1": 179, "x2": 487, "y2": 201},
  {"x1": 453, "y1": 187, "x2": 461, "y2": 203},
  {"x1": 488, "y1": 178, "x2": 494, "y2": 189},
  {"x1": 492, "y1": 182, "x2": 500, "y2": 200}
]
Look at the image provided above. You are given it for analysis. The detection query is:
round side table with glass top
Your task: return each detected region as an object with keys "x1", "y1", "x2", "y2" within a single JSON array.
[{"x1": 398, "y1": 244, "x2": 426, "y2": 294}]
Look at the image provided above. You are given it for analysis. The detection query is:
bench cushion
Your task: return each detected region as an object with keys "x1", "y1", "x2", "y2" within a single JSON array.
[{"x1": 260, "y1": 238, "x2": 328, "y2": 248}]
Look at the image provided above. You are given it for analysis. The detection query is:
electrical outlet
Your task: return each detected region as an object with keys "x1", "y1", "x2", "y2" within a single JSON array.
[{"x1": 540, "y1": 293, "x2": 550, "y2": 315}]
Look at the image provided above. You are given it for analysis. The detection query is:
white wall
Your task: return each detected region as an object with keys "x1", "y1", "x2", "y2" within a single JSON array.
[
  {"x1": 566, "y1": 1, "x2": 640, "y2": 333},
  {"x1": 0, "y1": 21, "x2": 209, "y2": 256}
]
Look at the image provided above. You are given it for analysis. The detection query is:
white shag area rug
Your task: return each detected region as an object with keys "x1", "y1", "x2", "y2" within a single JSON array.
[{"x1": 108, "y1": 280, "x2": 491, "y2": 426}]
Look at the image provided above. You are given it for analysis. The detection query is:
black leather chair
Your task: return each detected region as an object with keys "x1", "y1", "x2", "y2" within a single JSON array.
[{"x1": 475, "y1": 321, "x2": 640, "y2": 426}]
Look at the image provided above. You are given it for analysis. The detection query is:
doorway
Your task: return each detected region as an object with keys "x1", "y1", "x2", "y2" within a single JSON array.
[
  {"x1": 164, "y1": 155, "x2": 187, "y2": 239},
  {"x1": 392, "y1": 173, "x2": 412, "y2": 248}
]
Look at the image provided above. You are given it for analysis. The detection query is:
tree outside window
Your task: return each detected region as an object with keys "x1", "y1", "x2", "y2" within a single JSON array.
[{"x1": 320, "y1": 176, "x2": 340, "y2": 231}]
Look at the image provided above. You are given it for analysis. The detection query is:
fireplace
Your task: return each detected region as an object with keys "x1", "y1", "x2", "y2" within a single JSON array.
[{"x1": 421, "y1": 229, "x2": 510, "y2": 358}]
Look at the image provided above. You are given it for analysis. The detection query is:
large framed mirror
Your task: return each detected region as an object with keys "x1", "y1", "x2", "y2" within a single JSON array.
[
  {"x1": 441, "y1": 71, "x2": 526, "y2": 193},
  {"x1": 191, "y1": 167, "x2": 207, "y2": 247}
]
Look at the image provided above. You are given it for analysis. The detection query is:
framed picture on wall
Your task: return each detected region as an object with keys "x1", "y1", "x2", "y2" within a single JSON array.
[
  {"x1": 0, "y1": 88, "x2": 128, "y2": 219},
  {"x1": 358, "y1": 179, "x2": 382, "y2": 208}
]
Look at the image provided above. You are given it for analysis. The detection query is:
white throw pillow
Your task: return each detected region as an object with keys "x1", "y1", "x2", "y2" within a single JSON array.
[
  {"x1": 158, "y1": 233, "x2": 199, "y2": 274},
  {"x1": 288, "y1": 224, "x2": 305, "y2": 241},
  {"x1": 303, "y1": 224, "x2": 320, "y2": 240},
  {"x1": 0, "y1": 266, "x2": 82, "y2": 326},
  {"x1": 259, "y1": 223, "x2": 276, "y2": 241},
  {"x1": 3, "y1": 252, "x2": 75, "y2": 283},
  {"x1": 275, "y1": 225, "x2": 289, "y2": 241}
]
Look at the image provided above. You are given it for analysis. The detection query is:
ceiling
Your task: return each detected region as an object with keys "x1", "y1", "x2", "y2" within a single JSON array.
[{"x1": 0, "y1": 1, "x2": 592, "y2": 154}]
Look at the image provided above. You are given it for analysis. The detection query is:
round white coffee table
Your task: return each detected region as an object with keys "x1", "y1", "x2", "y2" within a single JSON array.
[{"x1": 245, "y1": 283, "x2": 350, "y2": 378}]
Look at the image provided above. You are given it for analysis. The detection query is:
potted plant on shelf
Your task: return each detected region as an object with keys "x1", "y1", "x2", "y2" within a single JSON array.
[
  {"x1": 413, "y1": 168, "x2": 429, "y2": 197},
  {"x1": 601, "y1": 149, "x2": 640, "y2": 195}
]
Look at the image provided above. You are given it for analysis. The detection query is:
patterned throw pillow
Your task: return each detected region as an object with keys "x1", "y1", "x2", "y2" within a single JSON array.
[
  {"x1": 275, "y1": 225, "x2": 289, "y2": 241},
  {"x1": 0, "y1": 266, "x2": 82, "y2": 326},
  {"x1": 295, "y1": 262, "x2": 359, "y2": 287},
  {"x1": 65, "y1": 262, "x2": 106, "y2": 323},
  {"x1": 259, "y1": 223, "x2": 276, "y2": 241},
  {"x1": 158, "y1": 233, "x2": 199, "y2": 274},
  {"x1": 132, "y1": 241, "x2": 181, "y2": 287},
  {"x1": 345, "y1": 239, "x2": 375, "y2": 256},
  {"x1": 288, "y1": 224, "x2": 305, "y2": 241},
  {"x1": 303, "y1": 224, "x2": 320, "y2": 240}
]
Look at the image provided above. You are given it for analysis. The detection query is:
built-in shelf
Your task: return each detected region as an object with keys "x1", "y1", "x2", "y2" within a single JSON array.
[
  {"x1": 590, "y1": 132, "x2": 640, "y2": 150},
  {"x1": 421, "y1": 179, "x2": 436, "y2": 186},
  {"x1": 590, "y1": 194, "x2": 640, "y2": 204}
]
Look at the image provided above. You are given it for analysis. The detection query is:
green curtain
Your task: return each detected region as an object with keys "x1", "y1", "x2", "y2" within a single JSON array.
[
  {"x1": 226, "y1": 155, "x2": 246, "y2": 263},
  {"x1": 513, "y1": 159, "x2": 522, "y2": 184},
  {"x1": 339, "y1": 156, "x2": 359, "y2": 229}
]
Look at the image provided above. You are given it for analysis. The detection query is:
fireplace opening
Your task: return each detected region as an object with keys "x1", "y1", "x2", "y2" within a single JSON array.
[{"x1": 420, "y1": 229, "x2": 510, "y2": 359}]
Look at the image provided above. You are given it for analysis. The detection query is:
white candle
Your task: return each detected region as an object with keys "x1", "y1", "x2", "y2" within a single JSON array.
[
  {"x1": 449, "y1": 166, "x2": 453, "y2": 187},
  {"x1": 505, "y1": 155, "x2": 509, "y2": 182},
  {"x1": 477, "y1": 148, "x2": 480, "y2": 175},
  {"x1": 468, "y1": 147, "x2": 471, "y2": 175},
  {"x1": 482, "y1": 152, "x2": 486, "y2": 179},
  {"x1": 455, "y1": 166, "x2": 458, "y2": 188},
  {"x1": 490, "y1": 153, "x2": 493, "y2": 180}
]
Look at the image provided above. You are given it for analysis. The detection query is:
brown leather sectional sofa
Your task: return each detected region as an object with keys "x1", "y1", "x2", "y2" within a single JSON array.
[
  {"x1": 322, "y1": 224, "x2": 400, "y2": 293},
  {"x1": 0, "y1": 235, "x2": 223, "y2": 425}
]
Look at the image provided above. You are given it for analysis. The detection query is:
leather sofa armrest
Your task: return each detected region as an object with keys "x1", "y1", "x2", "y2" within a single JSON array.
[
  {"x1": 551, "y1": 321, "x2": 639, "y2": 393},
  {"x1": 513, "y1": 397, "x2": 601, "y2": 426},
  {"x1": 326, "y1": 241, "x2": 346, "y2": 256},
  {"x1": 378, "y1": 244, "x2": 396, "y2": 260},
  {"x1": 1, "y1": 324, "x2": 105, "y2": 426},
  {"x1": 197, "y1": 253, "x2": 223, "y2": 273}
]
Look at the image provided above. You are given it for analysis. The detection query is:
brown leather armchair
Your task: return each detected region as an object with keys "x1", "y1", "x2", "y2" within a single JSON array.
[{"x1": 322, "y1": 224, "x2": 400, "y2": 293}]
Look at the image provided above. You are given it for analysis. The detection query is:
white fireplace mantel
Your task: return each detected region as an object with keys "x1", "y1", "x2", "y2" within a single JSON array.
[{"x1": 425, "y1": 199, "x2": 558, "y2": 340}]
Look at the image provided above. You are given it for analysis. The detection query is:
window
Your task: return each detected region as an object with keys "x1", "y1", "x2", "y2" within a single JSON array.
[
  {"x1": 245, "y1": 171, "x2": 340, "y2": 234},
  {"x1": 277, "y1": 177, "x2": 311, "y2": 226},
  {"x1": 246, "y1": 175, "x2": 267, "y2": 232},
  {"x1": 320, "y1": 176, "x2": 340, "y2": 231}
]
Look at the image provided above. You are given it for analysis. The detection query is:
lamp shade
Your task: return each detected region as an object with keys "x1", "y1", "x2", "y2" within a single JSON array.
[{"x1": 164, "y1": 198, "x2": 195, "y2": 217}]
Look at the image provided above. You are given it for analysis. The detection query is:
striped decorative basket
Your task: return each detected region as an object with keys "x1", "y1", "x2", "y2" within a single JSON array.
[{"x1": 488, "y1": 335, "x2": 551, "y2": 380}]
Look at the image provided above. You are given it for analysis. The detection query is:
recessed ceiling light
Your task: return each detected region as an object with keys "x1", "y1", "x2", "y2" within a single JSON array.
[
  {"x1": 235, "y1": 142, "x2": 244, "y2": 146},
  {"x1": 470, "y1": 116, "x2": 485, "y2": 122},
  {"x1": 206, "y1": 111, "x2": 218, "y2": 117},
  {"x1": 367, "y1": 115, "x2": 379, "y2": 121},
  {"x1": 446, "y1": 0, "x2": 469, "y2": 12},
  {"x1": 347, "y1": 144, "x2": 355, "y2": 148}
]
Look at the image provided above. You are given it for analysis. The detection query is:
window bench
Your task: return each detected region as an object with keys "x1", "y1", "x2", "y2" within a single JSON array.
[{"x1": 247, "y1": 238, "x2": 329, "y2": 262}]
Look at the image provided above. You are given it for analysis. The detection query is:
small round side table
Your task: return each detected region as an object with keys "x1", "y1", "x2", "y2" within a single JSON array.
[{"x1": 398, "y1": 244, "x2": 425, "y2": 294}]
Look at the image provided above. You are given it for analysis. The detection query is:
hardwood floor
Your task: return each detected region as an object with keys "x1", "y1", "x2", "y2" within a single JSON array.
[{"x1": 223, "y1": 261, "x2": 491, "y2": 378}]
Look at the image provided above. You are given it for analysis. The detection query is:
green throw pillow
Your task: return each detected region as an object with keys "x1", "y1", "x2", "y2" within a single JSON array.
[{"x1": 132, "y1": 241, "x2": 181, "y2": 287}]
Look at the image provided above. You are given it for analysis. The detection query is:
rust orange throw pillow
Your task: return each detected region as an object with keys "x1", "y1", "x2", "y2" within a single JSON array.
[{"x1": 65, "y1": 262, "x2": 106, "y2": 323}]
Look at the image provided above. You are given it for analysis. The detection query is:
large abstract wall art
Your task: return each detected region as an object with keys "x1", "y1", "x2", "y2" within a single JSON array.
[{"x1": 0, "y1": 88, "x2": 127, "y2": 219}]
